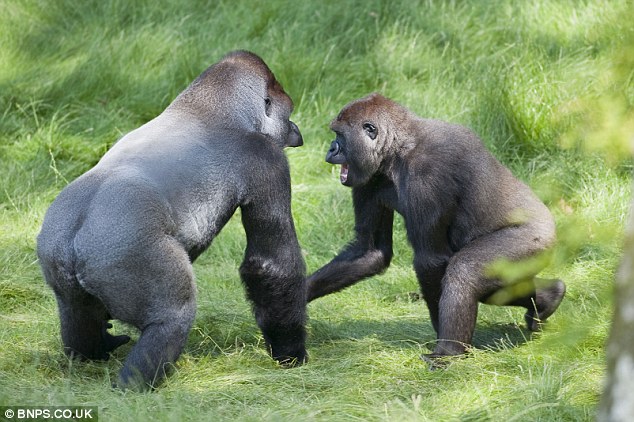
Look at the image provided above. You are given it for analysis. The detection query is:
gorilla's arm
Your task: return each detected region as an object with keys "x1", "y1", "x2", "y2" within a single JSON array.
[
  {"x1": 238, "y1": 164, "x2": 307, "y2": 365},
  {"x1": 307, "y1": 185, "x2": 394, "y2": 301}
]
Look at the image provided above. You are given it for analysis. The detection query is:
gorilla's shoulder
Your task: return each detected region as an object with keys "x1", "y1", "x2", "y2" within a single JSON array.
[{"x1": 416, "y1": 119, "x2": 486, "y2": 151}]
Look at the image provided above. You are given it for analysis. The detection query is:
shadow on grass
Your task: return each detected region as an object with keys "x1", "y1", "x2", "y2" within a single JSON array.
[
  {"x1": 185, "y1": 311, "x2": 261, "y2": 357},
  {"x1": 308, "y1": 317, "x2": 532, "y2": 355},
  {"x1": 34, "y1": 306, "x2": 534, "y2": 380},
  {"x1": 29, "y1": 315, "x2": 534, "y2": 388},
  {"x1": 185, "y1": 305, "x2": 534, "y2": 357}
]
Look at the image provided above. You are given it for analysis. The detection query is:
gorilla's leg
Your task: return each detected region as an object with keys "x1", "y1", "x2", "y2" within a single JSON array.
[
  {"x1": 55, "y1": 290, "x2": 129, "y2": 361},
  {"x1": 40, "y1": 256, "x2": 130, "y2": 361},
  {"x1": 430, "y1": 225, "x2": 561, "y2": 357},
  {"x1": 414, "y1": 260, "x2": 447, "y2": 334},
  {"x1": 501, "y1": 278, "x2": 566, "y2": 331},
  {"x1": 83, "y1": 237, "x2": 197, "y2": 391},
  {"x1": 433, "y1": 265, "x2": 480, "y2": 356},
  {"x1": 116, "y1": 304, "x2": 195, "y2": 391}
]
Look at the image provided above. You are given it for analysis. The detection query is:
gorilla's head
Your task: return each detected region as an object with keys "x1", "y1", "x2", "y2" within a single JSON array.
[
  {"x1": 175, "y1": 50, "x2": 302, "y2": 149},
  {"x1": 326, "y1": 93, "x2": 409, "y2": 186}
]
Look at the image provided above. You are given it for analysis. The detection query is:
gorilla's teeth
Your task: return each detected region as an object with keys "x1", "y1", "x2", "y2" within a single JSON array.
[{"x1": 340, "y1": 164, "x2": 349, "y2": 183}]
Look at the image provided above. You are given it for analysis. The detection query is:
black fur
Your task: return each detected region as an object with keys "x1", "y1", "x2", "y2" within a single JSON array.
[
  {"x1": 37, "y1": 51, "x2": 307, "y2": 390},
  {"x1": 308, "y1": 93, "x2": 565, "y2": 359}
]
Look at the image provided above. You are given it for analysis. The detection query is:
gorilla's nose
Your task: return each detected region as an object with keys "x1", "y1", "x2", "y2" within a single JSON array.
[
  {"x1": 287, "y1": 121, "x2": 303, "y2": 147},
  {"x1": 326, "y1": 140, "x2": 345, "y2": 164},
  {"x1": 328, "y1": 141, "x2": 340, "y2": 156}
]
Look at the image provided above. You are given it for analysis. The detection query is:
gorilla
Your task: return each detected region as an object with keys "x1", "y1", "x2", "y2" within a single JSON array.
[
  {"x1": 307, "y1": 93, "x2": 565, "y2": 362},
  {"x1": 37, "y1": 51, "x2": 307, "y2": 390}
]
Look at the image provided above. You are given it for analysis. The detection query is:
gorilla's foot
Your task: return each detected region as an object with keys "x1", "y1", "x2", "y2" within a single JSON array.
[
  {"x1": 525, "y1": 279, "x2": 566, "y2": 332},
  {"x1": 421, "y1": 353, "x2": 467, "y2": 370},
  {"x1": 63, "y1": 322, "x2": 130, "y2": 362},
  {"x1": 102, "y1": 322, "x2": 131, "y2": 354},
  {"x1": 421, "y1": 339, "x2": 471, "y2": 370}
]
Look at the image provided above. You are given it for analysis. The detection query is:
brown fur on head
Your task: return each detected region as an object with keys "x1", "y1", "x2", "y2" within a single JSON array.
[
  {"x1": 327, "y1": 93, "x2": 417, "y2": 186},
  {"x1": 333, "y1": 93, "x2": 417, "y2": 136}
]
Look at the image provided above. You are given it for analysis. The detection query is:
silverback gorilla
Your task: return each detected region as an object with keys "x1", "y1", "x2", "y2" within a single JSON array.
[
  {"x1": 37, "y1": 51, "x2": 307, "y2": 390},
  {"x1": 307, "y1": 93, "x2": 565, "y2": 362}
]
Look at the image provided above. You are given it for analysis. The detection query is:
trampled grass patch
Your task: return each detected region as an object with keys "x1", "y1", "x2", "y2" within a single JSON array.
[{"x1": 1, "y1": 0, "x2": 632, "y2": 420}]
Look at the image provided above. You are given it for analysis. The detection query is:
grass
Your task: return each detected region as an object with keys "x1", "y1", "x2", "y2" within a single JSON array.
[{"x1": 1, "y1": 0, "x2": 632, "y2": 420}]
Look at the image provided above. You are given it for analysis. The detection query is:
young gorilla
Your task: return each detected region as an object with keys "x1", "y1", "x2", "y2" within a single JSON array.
[
  {"x1": 308, "y1": 93, "x2": 565, "y2": 361},
  {"x1": 37, "y1": 51, "x2": 307, "y2": 390}
]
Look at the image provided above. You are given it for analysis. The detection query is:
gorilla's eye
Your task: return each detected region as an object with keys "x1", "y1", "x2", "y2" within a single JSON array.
[
  {"x1": 363, "y1": 122, "x2": 377, "y2": 140},
  {"x1": 264, "y1": 97, "x2": 272, "y2": 116}
]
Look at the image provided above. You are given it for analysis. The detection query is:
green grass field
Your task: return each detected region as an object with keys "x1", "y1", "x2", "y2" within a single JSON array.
[{"x1": 1, "y1": 0, "x2": 632, "y2": 420}]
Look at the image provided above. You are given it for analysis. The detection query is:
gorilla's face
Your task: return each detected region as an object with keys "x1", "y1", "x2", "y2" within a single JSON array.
[
  {"x1": 260, "y1": 78, "x2": 303, "y2": 149},
  {"x1": 326, "y1": 96, "x2": 386, "y2": 187},
  {"x1": 202, "y1": 51, "x2": 303, "y2": 149},
  {"x1": 326, "y1": 123, "x2": 380, "y2": 187}
]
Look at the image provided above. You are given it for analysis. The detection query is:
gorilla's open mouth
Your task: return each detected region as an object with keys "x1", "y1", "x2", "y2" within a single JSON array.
[{"x1": 340, "y1": 163, "x2": 349, "y2": 184}]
